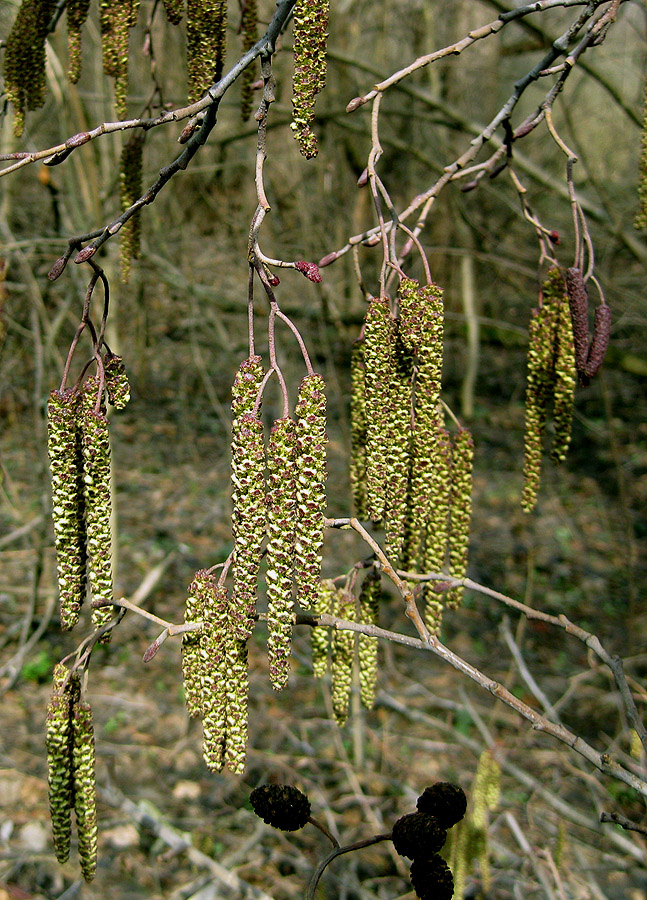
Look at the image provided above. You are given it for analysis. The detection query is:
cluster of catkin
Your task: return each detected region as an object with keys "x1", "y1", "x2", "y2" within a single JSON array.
[
  {"x1": 521, "y1": 268, "x2": 582, "y2": 511},
  {"x1": 291, "y1": 0, "x2": 329, "y2": 158},
  {"x1": 181, "y1": 570, "x2": 249, "y2": 774},
  {"x1": 310, "y1": 573, "x2": 380, "y2": 725},
  {"x1": 350, "y1": 279, "x2": 474, "y2": 635},
  {"x1": 47, "y1": 357, "x2": 130, "y2": 636},
  {"x1": 46, "y1": 664, "x2": 97, "y2": 882},
  {"x1": 180, "y1": 357, "x2": 327, "y2": 766}
]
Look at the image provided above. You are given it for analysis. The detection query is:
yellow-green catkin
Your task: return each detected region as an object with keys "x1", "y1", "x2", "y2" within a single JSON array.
[
  {"x1": 240, "y1": 0, "x2": 258, "y2": 120},
  {"x1": 422, "y1": 424, "x2": 452, "y2": 634},
  {"x1": 224, "y1": 630, "x2": 249, "y2": 775},
  {"x1": 266, "y1": 417, "x2": 298, "y2": 691},
  {"x1": 181, "y1": 571, "x2": 210, "y2": 719},
  {"x1": 231, "y1": 413, "x2": 266, "y2": 640},
  {"x1": 3, "y1": 0, "x2": 58, "y2": 136},
  {"x1": 635, "y1": 78, "x2": 647, "y2": 230},
  {"x1": 291, "y1": 0, "x2": 329, "y2": 158},
  {"x1": 521, "y1": 273, "x2": 559, "y2": 512},
  {"x1": 100, "y1": 0, "x2": 139, "y2": 118},
  {"x1": 72, "y1": 700, "x2": 98, "y2": 882},
  {"x1": 384, "y1": 336, "x2": 414, "y2": 562},
  {"x1": 47, "y1": 389, "x2": 86, "y2": 632},
  {"x1": 358, "y1": 569, "x2": 380, "y2": 709},
  {"x1": 402, "y1": 281, "x2": 444, "y2": 569},
  {"x1": 81, "y1": 380, "x2": 114, "y2": 638},
  {"x1": 349, "y1": 339, "x2": 367, "y2": 520},
  {"x1": 186, "y1": 0, "x2": 227, "y2": 104},
  {"x1": 119, "y1": 133, "x2": 144, "y2": 283},
  {"x1": 46, "y1": 664, "x2": 76, "y2": 864},
  {"x1": 104, "y1": 354, "x2": 131, "y2": 409},
  {"x1": 200, "y1": 577, "x2": 230, "y2": 772},
  {"x1": 551, "y1": 282, "x2": 577, "y2": 464},
  {"x1": 446, "y1": 427, "x2": 474, "y2": 609},
  {"x1": 331, "y1": 590, "x2": 355, "y2": 726},
  {"x1": 363, "y1": 296, "x2": 395, "y2": 523},
  {"x1": 311, "y1": 578, "x2": 336, "y2": 678},
  {"x1": 67, "y1": 0, "x2": 90, "y2": 83},
  {"x1": 294, "y1": 373, "x2": 327, "y2": 608},
  {"x1": 471, "y1": 749, "x2": 500, "y2": 893}
]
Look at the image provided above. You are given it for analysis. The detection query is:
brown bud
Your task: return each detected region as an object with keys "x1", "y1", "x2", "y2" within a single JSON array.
[
  {"x1": 584, "y1": 304, "x2": 611, "y2": 379},
  {"x1": 549, "y1": 230, "x2": 561, "y2": 245},
  {"x1": 66, "y1": 131, "x2": 91, "y2": 149},
  {"x1": 48, "y1": 256, "x2": 68, "y2": 281},
  {"x1": 346, "y1": 96, "x2": 365, "y2": 113},
  {"x1": 357, "y1": 167, "x2": 368, "y2": 187},
  {"x1": 318, "y1": 251, "x2": 339, "y2": 268},
  {"x1": 565, "y1": 267, "x2": 589, "y2": 374},
  {"x1": 74, "y1": 245, "x2": 96, "y2": 264},
  {"x1": 460, "y1": 179, "x2": 479, "y2": 193}
]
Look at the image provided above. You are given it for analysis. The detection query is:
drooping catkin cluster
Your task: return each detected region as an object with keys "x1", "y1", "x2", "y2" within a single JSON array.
[
  {"x1": 228, "y1": 359, "x2": 327, "y2": 691},
  {"x1": 291, "y1": 0, "x2": 329, "y2": 157},
  {"x1": 47, "y1": 366, "x2": 130, "y2": 635},
  {"x1": 240, "y1": 0, "x2": 258, "y2": 120},
  {"x1": 66, "y1": 0, "x2": 91, "y2": 83},
  {"x1": 635, "y1": 78, "x2": 647, "y2": 231},
  {"x1": 331, "y1": 589, "x2": 355, "y2": 726},
  {"x1": 522, "y1": 268, "x2": 577, "y2": 511},
  {"x1": 46, "y1": 664, "x2": 97, "y2": 882},
  {"x1": 266, "y1": 417, "x2": 298, "y2": 691},
  {"x1": 3, "y1": 0, "x2": 58, "y2": 137},
  {"x1": 180, "y1": 571, "x2": 249, "y2": 774},
  {"x1": 119, "y1": 133, "x2": 145, "y2": 282},
  {"x1": 350, "y1": 278, "x2": 474, "y2": 632},
  {"x1": 100, "y1": 0, "x2": 140, "y2": 118},
  {"x1": 187, "y1": 0, "x2": 228, "y2": 104}
]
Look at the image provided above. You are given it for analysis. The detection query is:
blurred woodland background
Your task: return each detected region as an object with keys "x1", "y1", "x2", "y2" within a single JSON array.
[{"x1": 1, "y1": 0, "x2": 647, "y2": 898}]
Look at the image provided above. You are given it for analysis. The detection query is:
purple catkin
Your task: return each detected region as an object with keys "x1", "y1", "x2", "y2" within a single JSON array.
[
  {"x1": 584, "y1": 304, "x2": 611, "y2": 379},
  {"x1": 565, "y1": 267, "x2": 589, "y2": 375}
]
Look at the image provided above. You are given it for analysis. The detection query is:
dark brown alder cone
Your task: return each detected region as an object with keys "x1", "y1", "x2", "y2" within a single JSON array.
[
  {"x1": 584, "y1": 303, "x2": 612, "y2": 379},
  {"x1": 565, "y1": 267, "x2": 589, "y2": 377}
]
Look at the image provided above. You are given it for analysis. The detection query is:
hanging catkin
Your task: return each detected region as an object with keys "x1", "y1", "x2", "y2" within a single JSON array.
[
  {"x1": 3, "y1": 0, "x2": 58, "y2": 136},
  {"x1": 265, "y1": 417, "x2": 298, "y2": 691},
  {"x1": 119, "y1": 132, "x2": 144, "y2": 283},
  {"x1": 311, "y1": 579, "x2": 336, "y2": 678},
  {"x1": 565, "y1": 267, "x2": 589, "y2": 378},
  {"x1": 240, "y1": 0, "x2": 258, "y2": 120},
  {"x1": 446, "y1": 428, "x2": 474, "y2": 609},
  {"x1": 104, "y1": 354, "x2": 131, "y2": 409},
  {"x1": 47, "y1": 389, "x2": 86, "y2": 631},
  {"x1": 363, "y1": 296, "x2": 395, "y2": 523},
  {"x1": 584, "y1": 303, "x2": 612, "y2": 379},
  {"x1": 358, "y1": 569, "x2": 380, "y2": 709},
  {"x1": 422, "y1": 425, "x2": 452, "y2": 632},
  {"x1": 291, "y1": 0, "x2": 329, "y2": 157},
  {"x1": 72, "y1": 700, "x2": 98, "y2": 882},
  {"x1": 349, "y1": 339, "x2": 368, "y2": 520},
  {"x1": 100, "y1": 0, "x2": 139, "y2": 118},
  {"x1": 201, "y1": 577, "x2": 230, "y2": 772},
  {"x1": 635, "y1": 78, "x2": 647, "y2": 230},
  {"x1": 384, "y1": 336, "x2": 414, "y2": 562},
  {"x1": 81, "y1": 380, "x2": 114, "y2": 637},
  {"x1": 186, "y1": 0, "x2": 227, "y2": 103},
  {"x1": 181, "y1": 570, "x2": 211, "y2": 719},
  {"x1": 331, "y1": 589, "x2": 355, "y2": 726},
  {"x1": 551, "y1": 281, "x2": 577, "y2": 464},
  {"x1": 66, "y1": 0, "x2": 91, "y2": 83},
  {"x1": 231, "y1": 413, "x2": 266, "y2": 640},
  {"x1": 294, "y1": 373, "x2": 327, "y2": 608},
  {"x1": 46, "y1": 665, "x2": 76, "y2": 864}
]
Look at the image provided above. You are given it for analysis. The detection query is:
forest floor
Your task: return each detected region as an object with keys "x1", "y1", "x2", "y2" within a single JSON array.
[{"x1": 1, "y1": 331, "x2": 646, "y2": 900}]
